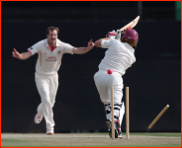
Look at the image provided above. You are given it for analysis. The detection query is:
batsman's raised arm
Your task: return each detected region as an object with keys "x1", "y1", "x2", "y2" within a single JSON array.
[
  {"x1": 95, "y1": 38, "x2": 110, "y2": 47},
  {"x1": 72, "y1": 39, "x2": 95, "y2": 54},
  {"x1": 12, "y1": 48, "x2": 32, "y2": 60}
]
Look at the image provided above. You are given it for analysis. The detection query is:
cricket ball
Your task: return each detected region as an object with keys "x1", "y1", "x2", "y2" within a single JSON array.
[{"x1": 107, "y1": 69, "x2": 113, "y2": 74}]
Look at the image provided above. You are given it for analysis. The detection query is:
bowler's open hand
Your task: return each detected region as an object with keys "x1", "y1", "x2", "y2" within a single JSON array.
[
  {"x1": 87, "y1": 39, "x2": 95, "y2": 50},
  {"x1": 12, "y1": 48, "x2": 21, "y2": 59}
]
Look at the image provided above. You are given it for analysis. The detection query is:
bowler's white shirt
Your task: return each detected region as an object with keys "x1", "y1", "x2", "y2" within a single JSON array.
[
  {"x1": 99, "y1": 38, "x2": 136, "y2": 75},
  {"x1": 27, "y1": 39, "x2": 74, "y2": 75}
]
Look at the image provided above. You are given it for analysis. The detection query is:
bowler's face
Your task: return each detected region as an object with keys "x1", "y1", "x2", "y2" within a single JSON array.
[{"x1": 47, "y1": 30, "x2": 58, "y2": 44}]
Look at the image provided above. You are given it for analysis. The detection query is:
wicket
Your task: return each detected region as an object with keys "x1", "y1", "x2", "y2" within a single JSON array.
[
  {"x1": 111, "y1": 87, "x2": 115, "y2": 139},
  {"x1": 111, "y1": 86, "x2": 130, "y2": 139},
  {"x1": 125, "y1": 87, "x2": 130, "y2": 139},
  {"x1": 147, "y1": 104, "x2": 170, "y2": 131}
]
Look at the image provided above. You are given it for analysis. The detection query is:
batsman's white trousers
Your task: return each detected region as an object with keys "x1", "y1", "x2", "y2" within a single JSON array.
[
  {"x1": 35, "y1": 72, "x2": 59, "y2": 130},
  {"x1": 94, "y1": 70, "x2": 123, "y2": 105}
]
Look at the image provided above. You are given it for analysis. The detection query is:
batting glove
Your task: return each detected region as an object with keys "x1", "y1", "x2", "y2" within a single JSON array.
[
  {"x1": 106, "y1": 30, "x2": 116, "y2": 39},
  {"x1": 115, "y1": 29, "x2": 121, "y2": 40}
]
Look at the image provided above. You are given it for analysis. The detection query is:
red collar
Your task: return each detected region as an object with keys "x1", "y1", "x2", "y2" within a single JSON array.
[{"x1": 48, "y1": 46, "x2": 57, "y2": 52}]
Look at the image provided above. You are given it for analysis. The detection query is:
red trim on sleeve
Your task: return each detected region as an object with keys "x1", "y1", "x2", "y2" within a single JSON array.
[{"x1": 27, "y1": 49, "x2": 33, "y2": 54}]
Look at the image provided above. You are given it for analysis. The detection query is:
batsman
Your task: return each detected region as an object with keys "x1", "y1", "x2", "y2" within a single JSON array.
[{"x1": 94, "y1": 29, "x2": 139, "y2": 138}]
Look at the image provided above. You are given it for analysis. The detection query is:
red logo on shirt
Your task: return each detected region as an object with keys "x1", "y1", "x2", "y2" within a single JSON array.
[
  {"x1": 57, "y1": 50, "x2": 61, "y2": 54},
  {"x1": 46, "y1": 57, "x2": 57, "y2": 61},
  {"x1": 47, "y1": 57, "x2": 56, "y2": 59}
]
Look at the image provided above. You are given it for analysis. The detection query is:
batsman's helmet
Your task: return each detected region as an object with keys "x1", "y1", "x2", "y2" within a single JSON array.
[{"x1": 122, "y1": 29, "x2": 138, "y2": 41}]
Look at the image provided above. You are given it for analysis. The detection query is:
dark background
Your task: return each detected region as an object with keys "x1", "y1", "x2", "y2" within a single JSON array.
[{"x1": 1, "y1": 1, "x2": 181, "y2": 133}]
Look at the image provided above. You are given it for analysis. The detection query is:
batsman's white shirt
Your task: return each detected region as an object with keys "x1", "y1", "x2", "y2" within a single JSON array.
[
  {"x1": 27, "y1": 39, "x2": 74, "y2": 130},
  {"x1": 99, "y1": 38, "x2": 136, "y2": 75},
  {"x1": 27, "y1": 38, "x2": 73, "y2": 75}
]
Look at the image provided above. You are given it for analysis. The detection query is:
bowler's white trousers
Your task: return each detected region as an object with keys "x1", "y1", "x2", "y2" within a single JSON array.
[{"x1": 35, "y1": 72, "x2": 59, "y2": 130}]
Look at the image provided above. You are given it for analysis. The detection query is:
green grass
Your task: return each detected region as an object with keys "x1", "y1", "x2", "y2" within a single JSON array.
[
  {"x1": 82, "y1": 132, "x2": 181, "y2": 137},
  {"x1": 1, "y1": 139, "x2": 32, "y2": 147},
  {"x1": 1, "y1": 132, "x2": 181, "y2": 147},
  {"x1": 130, "y1": 132, "x2": 181, "y2": 137},
  {"x1": 63, "y1": 145, "x2": 181, "y2": 147}
]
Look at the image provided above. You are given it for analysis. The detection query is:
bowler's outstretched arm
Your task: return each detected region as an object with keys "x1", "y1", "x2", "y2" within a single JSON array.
[
  {"x1": 72, "y1": 39, "x2": 95, "y2": 54},
  {"x1": 12, "y1": 48, "x2": 32, "y2": 60}
]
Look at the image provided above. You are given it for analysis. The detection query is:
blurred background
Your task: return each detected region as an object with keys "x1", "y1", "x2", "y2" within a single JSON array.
[{"x1": 1, "y1": 1, "x2": 181, "y2": 133}]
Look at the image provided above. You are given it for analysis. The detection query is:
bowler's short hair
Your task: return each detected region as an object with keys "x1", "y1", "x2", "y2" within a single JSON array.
[{"x1": 46, "y1": 26, "x2": 59, "y2": 35}]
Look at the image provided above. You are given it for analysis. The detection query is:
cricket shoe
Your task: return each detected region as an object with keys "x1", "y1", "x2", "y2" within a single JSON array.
[
  {"x1": 116, "y1": 120, "x2": 123, "y2": 139},
  {"x1": 106, "y1": 119, "x2": 122, "y2": 138},
  {"x1": 117, "y1": 129, "x2": 123, "y2": 138},
  {"x1": 34, "y1": 113, "x2": 43, "y2": 124},
  {"x1": 118, "y1": 132, "x2": 123, "y2": 138},
  {"x1": 46, "y1": 128, "x2": 54, "y2": 135}
]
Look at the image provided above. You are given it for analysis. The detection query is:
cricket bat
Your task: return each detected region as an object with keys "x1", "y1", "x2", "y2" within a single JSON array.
[{"x1": 119, "y1": 16, "x2": 140, "y2": 34}]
